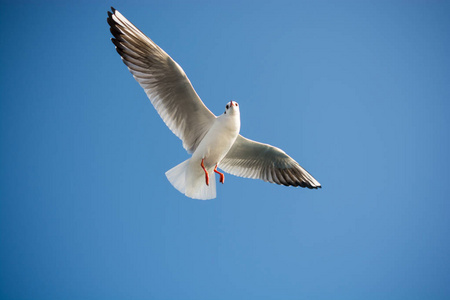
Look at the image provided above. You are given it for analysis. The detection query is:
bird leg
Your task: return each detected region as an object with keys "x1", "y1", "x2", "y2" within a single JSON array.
[
  {"x1": 201, "y1": 159, "x2": 209, "y2": 186},
  {"x1": 214, "y1": 164, "x2": 225, "y2": 184}
]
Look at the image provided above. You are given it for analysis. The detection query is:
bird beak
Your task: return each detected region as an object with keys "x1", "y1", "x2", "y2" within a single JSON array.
[{"x1": 230, "y1": 100, "x2": 234, "y2": 106}]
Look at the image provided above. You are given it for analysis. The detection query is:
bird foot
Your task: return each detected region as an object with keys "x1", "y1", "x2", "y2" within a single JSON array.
[
  {"x1": 214, "y1": 164, "x2": 225, "y2": 184},
  {"x1": 201, "y1": 159, "x2": 209, "y2": 186}
]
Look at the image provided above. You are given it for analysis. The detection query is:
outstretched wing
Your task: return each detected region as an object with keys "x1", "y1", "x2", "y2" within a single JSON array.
[
  {"x1": 107, "y1": 7, "x2": 216, "y2": 153},
  {"x1": 219, "y1": 135, "x2": 321, "y2": 188}
]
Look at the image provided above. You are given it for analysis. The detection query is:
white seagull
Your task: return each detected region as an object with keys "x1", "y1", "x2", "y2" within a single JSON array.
[{"x1": 107, "y1": 7, "x2": 321, "y2": 200}]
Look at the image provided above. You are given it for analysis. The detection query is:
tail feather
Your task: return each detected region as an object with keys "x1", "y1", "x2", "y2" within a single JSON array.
[
  {"x1": 165, "y1": 159, "x2": 190, "y2": 194},
  {"x1": 165, "y1": 159, "x2": 217, "y2": 200}
]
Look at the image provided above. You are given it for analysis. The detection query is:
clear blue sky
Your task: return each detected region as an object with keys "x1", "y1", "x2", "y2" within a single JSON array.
[{"x1": 1, "y1": 0, "x2": 449, "y2": 299}]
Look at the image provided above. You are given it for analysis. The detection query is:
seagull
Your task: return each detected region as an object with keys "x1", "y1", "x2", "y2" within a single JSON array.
[{"x1": 107, "y1": 7, "x2": 321, "y2": 200}]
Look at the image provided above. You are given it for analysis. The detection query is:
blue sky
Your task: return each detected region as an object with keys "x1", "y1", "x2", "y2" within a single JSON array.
[{"x1": 1, "y1": 0, "x2": 449, "y2": 299}]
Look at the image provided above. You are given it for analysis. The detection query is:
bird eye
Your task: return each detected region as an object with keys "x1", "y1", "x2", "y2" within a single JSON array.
[
  {"x1": 236, "y1": 103, "x2": 239, "y2": 106},
  {"x1": 226, "y1": 104, "x2": 229, "y2": 109}
]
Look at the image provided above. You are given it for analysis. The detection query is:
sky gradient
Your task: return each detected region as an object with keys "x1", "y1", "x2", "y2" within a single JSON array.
[{"x1": 1, "y1": 1, "x2": 450, "y2": 299}]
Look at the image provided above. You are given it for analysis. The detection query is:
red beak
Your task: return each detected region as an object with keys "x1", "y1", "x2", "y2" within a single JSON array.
[{"x1": 230, "y1": 100, "x2": 234, "y2": 106}]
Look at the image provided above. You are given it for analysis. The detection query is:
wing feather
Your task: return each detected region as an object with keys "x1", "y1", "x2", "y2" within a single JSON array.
[
  {"x1": 220, "y1": 135, "x2": 321, "y2": 189},
  {"x1": 107, "y1": 8, "x2": 216, "y2": 153}
]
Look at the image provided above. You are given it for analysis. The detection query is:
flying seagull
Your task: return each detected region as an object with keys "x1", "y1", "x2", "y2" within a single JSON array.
[{"x1": 107, "y1": 7, "x2": 321, "y2": 200}]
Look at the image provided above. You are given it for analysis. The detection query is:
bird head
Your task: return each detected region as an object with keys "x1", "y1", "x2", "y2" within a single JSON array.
[{"x1": 224, "y1": 100, "x2": 239, "y2": 115}]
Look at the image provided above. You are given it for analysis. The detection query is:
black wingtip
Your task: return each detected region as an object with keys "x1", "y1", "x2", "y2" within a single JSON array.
[
  {"x1": 107, "y1": 15, "x2": 116, "y2": 28},
  {"x1": 111, "y1": 7, "x2": 116, "y2": 13}
]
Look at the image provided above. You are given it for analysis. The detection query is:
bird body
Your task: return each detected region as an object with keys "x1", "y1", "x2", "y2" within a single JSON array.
[
  {"x1": 167, "y1": 101, "x2": 240, "y2": 199},
  {"x1": 107, "y1": 7, "x2": 321, "y2": 200},
  {"x1": 192, "y1": 101, "x2": 241, "y2": 169}
]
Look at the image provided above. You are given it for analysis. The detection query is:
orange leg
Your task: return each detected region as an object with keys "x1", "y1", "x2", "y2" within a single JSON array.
[
  {"x1": 201, "y1": 159, "x2": 209, "y2": 186},
  {"x1": 214, "y1": 164, "x2": 225, "y2": 184}
]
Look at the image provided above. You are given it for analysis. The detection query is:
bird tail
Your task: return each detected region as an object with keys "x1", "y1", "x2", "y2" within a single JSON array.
[{"x1": 165, "y1": 159, "x2": 216, "y2": 200}]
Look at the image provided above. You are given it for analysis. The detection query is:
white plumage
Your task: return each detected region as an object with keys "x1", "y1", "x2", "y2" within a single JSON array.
[{"x1": 108, "y1": 7, "x2": 321, "y2": 200}]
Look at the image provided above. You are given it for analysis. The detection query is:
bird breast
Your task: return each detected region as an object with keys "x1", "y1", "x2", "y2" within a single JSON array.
[{"x1": 192, "y1": 114, "x2": 240, "y2": 168}]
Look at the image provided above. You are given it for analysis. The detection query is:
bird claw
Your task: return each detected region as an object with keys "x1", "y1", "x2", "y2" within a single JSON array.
[
  {"x1": 201, "y1": 159, "x2": 209, "y2": 186},
  {"x1": 214, "y1": 165, "x2": 225, "y2": 184}
]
